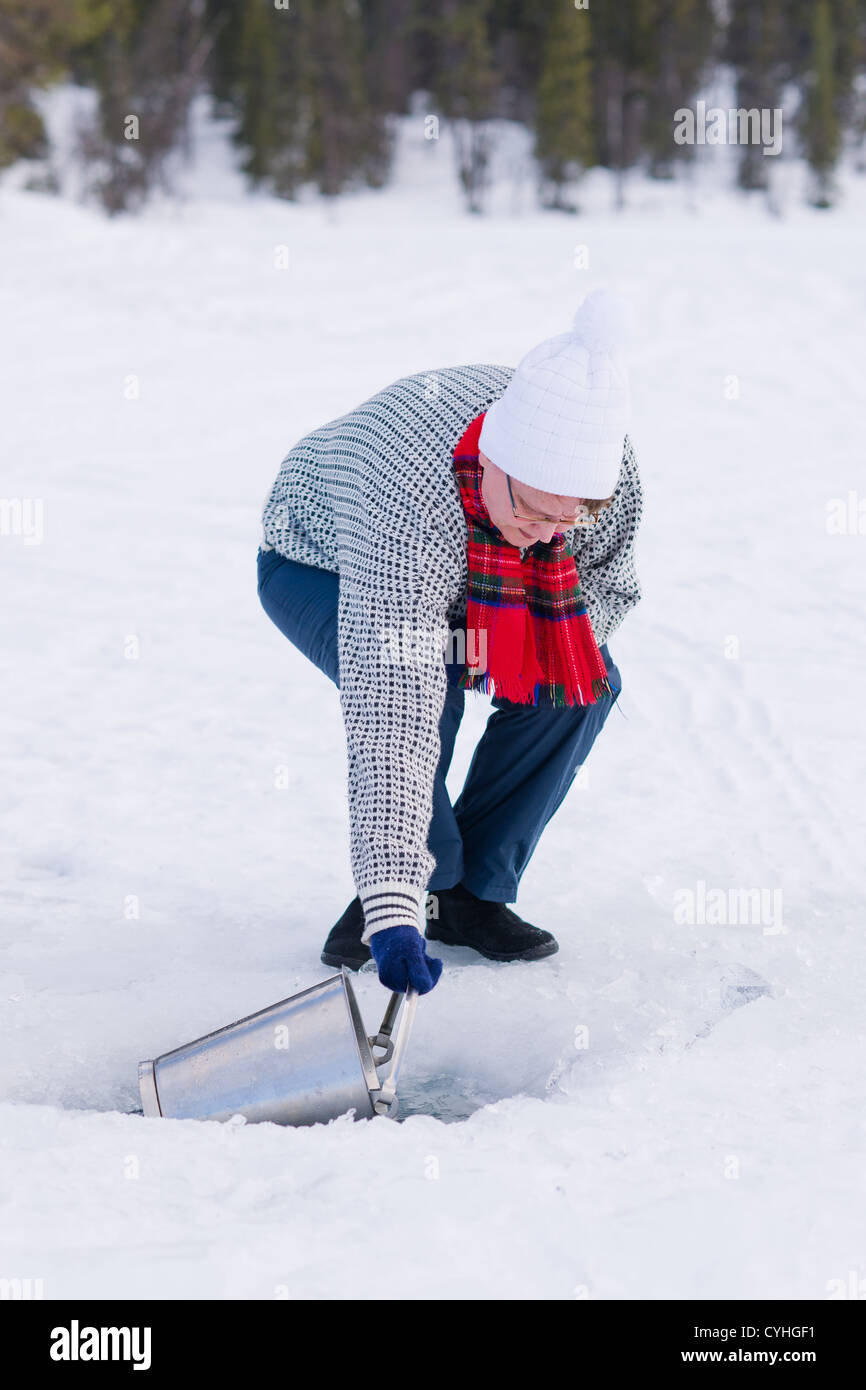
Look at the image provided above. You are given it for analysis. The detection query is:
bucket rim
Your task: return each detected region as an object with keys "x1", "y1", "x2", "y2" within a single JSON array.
[{"x1": 147, "y1": 972, "x2": 350, "y2": 1066}]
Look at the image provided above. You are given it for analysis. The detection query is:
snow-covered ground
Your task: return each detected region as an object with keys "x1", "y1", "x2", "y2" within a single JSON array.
[{"x1": 1, "y1": 95, "x2": 865, "y2": 1300}]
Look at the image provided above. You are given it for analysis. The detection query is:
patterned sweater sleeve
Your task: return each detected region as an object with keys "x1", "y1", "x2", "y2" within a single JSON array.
[
  {"x1": 331, "y1": 452, "x2": 461, "y2": 944},
  {"x1": 569, "y1": 434, "x2": 644, "y2": 648}
]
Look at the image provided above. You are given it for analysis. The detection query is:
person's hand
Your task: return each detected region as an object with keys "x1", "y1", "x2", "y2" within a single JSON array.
[{"x1": 368, "y1": 925, "x2": 443, "y2": 995}]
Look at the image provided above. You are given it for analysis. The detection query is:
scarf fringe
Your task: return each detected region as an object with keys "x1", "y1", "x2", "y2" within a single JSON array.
[{"x1": 459, "y1": 669, "x2": 613, "y2": 707}]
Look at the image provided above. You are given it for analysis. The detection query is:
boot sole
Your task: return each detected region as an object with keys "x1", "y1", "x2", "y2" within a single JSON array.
[
  {"x1": 425, "y1": 925, "x2": 558, "y2": 963},
  {"x1": 321, "y1": 948, "x2": 370, "y2": 972}
]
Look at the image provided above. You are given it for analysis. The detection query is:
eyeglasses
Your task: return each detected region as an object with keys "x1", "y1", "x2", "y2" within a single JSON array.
[{"x1": 506, "y1": 474, "x2": 596, "y2": 528}]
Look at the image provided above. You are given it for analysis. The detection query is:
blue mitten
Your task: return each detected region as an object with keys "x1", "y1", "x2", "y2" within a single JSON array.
[{"x1": 369, "y1": 925, "x2": 443, "y2": 995}]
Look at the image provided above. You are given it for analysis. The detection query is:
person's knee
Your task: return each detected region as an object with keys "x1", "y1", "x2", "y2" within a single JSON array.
[
  {"x1": 257, "y1": 553, "x2": 341, "y2": 684},
  {"x1": 257, "y1": 547, "x2": 283, "y2": 600}
]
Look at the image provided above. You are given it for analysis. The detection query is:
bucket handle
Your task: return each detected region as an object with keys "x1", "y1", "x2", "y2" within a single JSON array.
[
  {"x1": 370, "y1": 988, "x2": 419, "y2": 1117},
  {"x1": 367, "y1": 989, "x2": 403, "y2": 1068}
]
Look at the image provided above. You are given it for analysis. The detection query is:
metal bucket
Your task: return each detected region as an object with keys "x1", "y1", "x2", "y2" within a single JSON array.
[{"x1": 138, "y1": 969, "x2": 417, "y2": 1126}]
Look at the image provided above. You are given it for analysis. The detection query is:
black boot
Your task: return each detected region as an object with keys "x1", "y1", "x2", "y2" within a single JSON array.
[
  {"x1": 321, "y1": 896, "x2": 370, "y2": 971},
  {"x1": 424, "y1": 882, "x2": 558, "y2": 962}
]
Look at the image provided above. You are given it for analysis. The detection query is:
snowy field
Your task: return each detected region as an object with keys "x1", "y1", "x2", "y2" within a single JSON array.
[{"x1": 1, "y1": 96, "x2": 865, "y2": 1299}]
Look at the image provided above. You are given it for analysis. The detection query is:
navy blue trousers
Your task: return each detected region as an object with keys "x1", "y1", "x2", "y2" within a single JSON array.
[{"x1": 257, "y1": 548, "x2": 621, "y2": 903}]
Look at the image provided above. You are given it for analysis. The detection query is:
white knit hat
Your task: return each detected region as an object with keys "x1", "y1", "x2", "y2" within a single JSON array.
[{"x1": 478, "y1": 288, "x2": 633, "y2": 499}]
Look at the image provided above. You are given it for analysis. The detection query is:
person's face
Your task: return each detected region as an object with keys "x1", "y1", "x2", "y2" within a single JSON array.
[{"x1": 478, "y1": 451, "x2": 585, "y2": 548}]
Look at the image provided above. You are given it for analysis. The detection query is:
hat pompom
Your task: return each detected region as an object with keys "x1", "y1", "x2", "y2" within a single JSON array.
[{"x1": 571, "y1": 288, "x2": 634, "y2": 355}]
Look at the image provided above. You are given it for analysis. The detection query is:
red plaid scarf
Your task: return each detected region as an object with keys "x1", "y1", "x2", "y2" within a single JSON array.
[{"x1": 452, "y1": 412, "x2": 613, "y2": 707}]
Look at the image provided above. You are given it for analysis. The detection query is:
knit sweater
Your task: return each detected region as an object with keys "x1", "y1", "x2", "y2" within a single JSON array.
[{"x1": 260, "y1": 364, "x2": 643, "y2": 941}]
